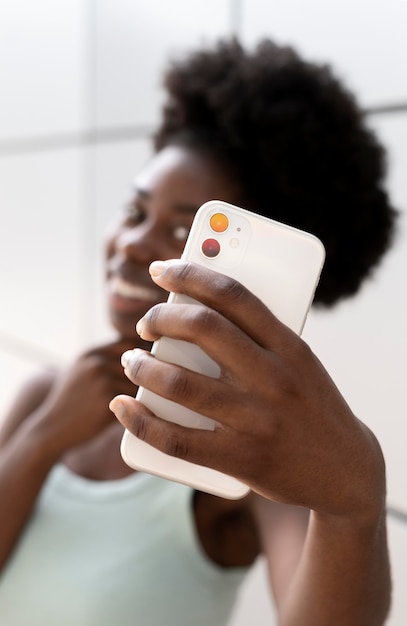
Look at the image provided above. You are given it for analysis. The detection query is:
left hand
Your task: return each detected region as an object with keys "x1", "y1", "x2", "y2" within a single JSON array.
[{"x1": 110, "y1": 259, "x2": 385, "y2": 521}]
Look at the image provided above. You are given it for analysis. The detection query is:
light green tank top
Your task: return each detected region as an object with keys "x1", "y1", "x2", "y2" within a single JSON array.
[{"x1": 0, "y1": 465, "x2": 248, "y2": 625}]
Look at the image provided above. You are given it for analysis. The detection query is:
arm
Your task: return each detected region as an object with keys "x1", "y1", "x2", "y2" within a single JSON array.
[
  {"x1": 110, "y1": 259, "x2": 391, "y2": 625},
  {"x1": 0, "y1": 339, "x2": 136, "y2": 571},
  {"x1": 251, "y1": 496, "x2": 389, "y2": 626},
  {"x1": 249, "y1": 499, "x2": 310, "y2": 613},
  {"x1": 0, "y1": 370, "x2": 62, "y2": 570},
  {"x1": 279, "y1": 508, "x2": 389, "y2": 626}
]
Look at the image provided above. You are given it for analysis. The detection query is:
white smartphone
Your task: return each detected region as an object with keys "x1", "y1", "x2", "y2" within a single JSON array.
[{"x1": 121, "y1": 200, "x2": 325, "y2": 499}]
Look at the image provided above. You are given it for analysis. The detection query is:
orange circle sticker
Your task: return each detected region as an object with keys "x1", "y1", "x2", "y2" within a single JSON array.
[{"x1": 209, "y1": 213, "x2": 229, "y2": 233}]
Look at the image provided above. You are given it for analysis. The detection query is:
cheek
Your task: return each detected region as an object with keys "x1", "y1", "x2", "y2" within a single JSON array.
[
  {"x1": 104, "y1": 236, "x2": 115, "y2": 260},
  {"x1": 104, "y1": 214, "x2": 124, "y2": 257},
  {"x1": 104, "y1": 219, "x2": 124, "y2": 260}
]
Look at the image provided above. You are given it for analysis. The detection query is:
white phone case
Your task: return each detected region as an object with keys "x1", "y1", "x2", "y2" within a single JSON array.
[{"x1": 121, "y1": 200, "x2": 325, "y2": 499}]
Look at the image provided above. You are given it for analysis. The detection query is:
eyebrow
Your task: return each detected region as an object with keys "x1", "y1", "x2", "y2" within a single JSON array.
[{"x1": 133, "y1": 185, "x2": 199, "y2": 215}]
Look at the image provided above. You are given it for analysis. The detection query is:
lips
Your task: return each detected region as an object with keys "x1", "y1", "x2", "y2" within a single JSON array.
[
  {"x1": 107, "y1": 274, "x2": 165, "y2": 316},
  {"x1": 110, "y1": 276, "x2": 159, "y2": 301}
]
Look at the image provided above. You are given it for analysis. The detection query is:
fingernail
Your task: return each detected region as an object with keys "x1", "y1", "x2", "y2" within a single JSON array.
[
  {"x1": 121, "y1": 350, "x2": 133, "y2": 368},
  {"x1": 149, "y1": 260, "x2": 168, "y2": 278},
  {"x1": 135, "y1": 317, "x2": 144, "y2": 337},
  {"x1": 109, "y1": 397, "x2": 126, "y2": 419}
]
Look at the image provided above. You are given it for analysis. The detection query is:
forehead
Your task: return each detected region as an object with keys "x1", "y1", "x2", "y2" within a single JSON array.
[{"x1": 133, "y1": 145, "x2": 242, "y2": 206}]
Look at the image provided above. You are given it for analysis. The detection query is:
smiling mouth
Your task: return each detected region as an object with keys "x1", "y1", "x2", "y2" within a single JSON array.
[{"x1": 110, "y1": 276, "x2": 161, "y2": 302}]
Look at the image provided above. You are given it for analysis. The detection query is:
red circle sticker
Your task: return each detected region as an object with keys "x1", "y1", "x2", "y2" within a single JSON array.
[{"x1": 201, "y1": 238, "x2": 221, "y2": 258}]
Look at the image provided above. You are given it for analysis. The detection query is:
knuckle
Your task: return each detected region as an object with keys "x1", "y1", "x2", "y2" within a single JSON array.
[
  {"x1": 162, "y1": 430, "x2": 189, "y2": 459},
  {"x1": 289, "y1": 334, "x2": 313, "y2": 364},
  {"x1": 298, "y1": 338, "x2": 314, "y2": 361},
  {"x1": 190, "y1": 305, "x2": 217, "y2": 334},
  {"x1": 175, "y1": 261, "x2": 195, "y2": 284},
  {"x1": 165, "y1": 370, "x2": 191, "y2": 403},
  {"x1": 98, "y1": 375, "x2": 112, "y2": 395},
  {"x1": 130, "y1": 412, "x2": 149, "y2": 442},
  {"x1": 165, "y1": 260, "x2": 195, "y2": 289},
  {"x1": 126, "y1": 350, "x2": 147, "y2": 381},
  {"x1": 83, "y1": 355, "x2": 105, "y2": 375},
  {"x1": 216, "y1": 275, "x2": 246, "y2": 303},
  {"x1": 81, "y1": 344, "x2": 101, "y2": 358},
  {"x1": 143, "y1": 303, "x2": 162, "y2": 329},
  {"x1": 199, "y1": 388, "x2": 225, "y2": 414},
  {"x1": 266, "y1": 354, "x2": 295, "y2": 394}
]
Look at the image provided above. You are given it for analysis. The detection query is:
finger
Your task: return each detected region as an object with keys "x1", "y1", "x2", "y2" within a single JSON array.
[
  {"x1": 136, "y1": 302, "x2": 265, "y2": 376},
  {"x1": 110, "y1": 394, "x2": 243, "y2": 476},
  {"x1": 120, "y1": 348, "x2": 242, "y2": 425},
  {"x1": 86, "y1": 338, "x2": 151, "y2": 361},
  {"x1": 84, "y1": 340, "x2": 147, "y2": 380},
  {"x1": 148, "y1": 260, "x2": 295, "y2": 350}
]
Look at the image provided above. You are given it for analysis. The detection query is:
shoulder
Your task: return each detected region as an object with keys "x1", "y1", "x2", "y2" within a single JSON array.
[
  {"x1": 0, "y1": 367, "x2": 59, "y2": 443},
  {"x1": 20, "y1": 367, "x2": 58, "y2": 400}
]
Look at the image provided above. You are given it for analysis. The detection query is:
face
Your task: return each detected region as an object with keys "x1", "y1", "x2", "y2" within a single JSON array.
[{"x1": 105, "y1": 145, "x2": 243, "y2": 338}]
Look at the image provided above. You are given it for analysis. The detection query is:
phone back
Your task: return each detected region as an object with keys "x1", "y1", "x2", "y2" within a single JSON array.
[{"x1": 121, "y1": 200, "x2": 325, "y2": 498}]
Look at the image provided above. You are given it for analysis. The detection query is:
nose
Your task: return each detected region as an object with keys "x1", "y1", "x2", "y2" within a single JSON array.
[{"x1": 114, "y1": 222, "x2": 162, "y2": 265}]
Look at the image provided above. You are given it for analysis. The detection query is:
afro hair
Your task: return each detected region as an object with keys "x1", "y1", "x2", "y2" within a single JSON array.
[{"x1": 154, "y1": 38, "x2": 398, "y2": 307}]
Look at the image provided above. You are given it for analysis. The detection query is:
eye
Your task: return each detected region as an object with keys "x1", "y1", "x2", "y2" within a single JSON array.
[
  {"x1": 124, "y1": 200, "x2": 145, "y2": 222},
  {"x1": 173, "y1": 225, "x2": 190, "y2": 242}
]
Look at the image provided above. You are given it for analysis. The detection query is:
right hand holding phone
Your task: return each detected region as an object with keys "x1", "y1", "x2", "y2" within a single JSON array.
[{"x1": 111, "y1": 260, "x2": 385, "y2": 523}]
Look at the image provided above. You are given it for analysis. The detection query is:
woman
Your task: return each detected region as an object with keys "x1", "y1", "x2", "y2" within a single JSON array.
[{"x1": 0, "y1": 39, "x2": 396, "y2": 625}]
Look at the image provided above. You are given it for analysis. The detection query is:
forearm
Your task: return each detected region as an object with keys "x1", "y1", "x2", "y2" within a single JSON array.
[
  {"x1": 0, "y1": 414, "x2": 60, "y2": 571},
  {"x1": 279, "y1": 508, "x2": 391, "y2": 626}
]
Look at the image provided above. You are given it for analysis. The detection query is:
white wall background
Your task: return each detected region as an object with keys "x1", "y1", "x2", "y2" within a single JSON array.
[{"x1": 0, "y1": 1, "x2": 406, "y2": 623}]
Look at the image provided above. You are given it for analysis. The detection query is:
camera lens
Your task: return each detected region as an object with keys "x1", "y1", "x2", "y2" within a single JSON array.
[
  {"x1": 201, "y1": 238, "x2": 221, "y2": 258},
  {"x1": 210, "y1": 213, "x2": 229, "y2": 233}
]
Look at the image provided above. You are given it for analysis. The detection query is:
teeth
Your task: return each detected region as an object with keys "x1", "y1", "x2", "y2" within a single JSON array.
[{"x1": 111, "y1": 277, "x2": 158, "y2": 301}]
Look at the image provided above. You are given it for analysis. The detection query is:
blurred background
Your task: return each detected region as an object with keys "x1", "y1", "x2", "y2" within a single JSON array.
[{"x1": 0, "y1": 1, "x2": 406, "y2": 623}]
